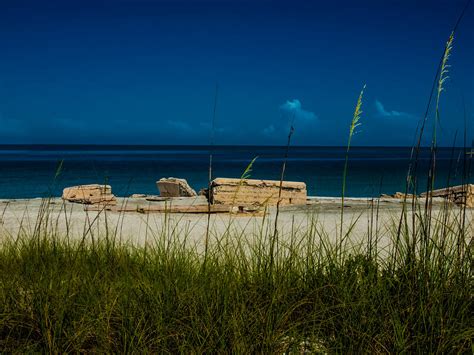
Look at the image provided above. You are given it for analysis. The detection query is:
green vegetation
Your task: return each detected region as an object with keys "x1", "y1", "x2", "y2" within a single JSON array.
[
  {"x1": 0, "y1": 201, "x2": 472, "y2": 352},
  {"x1": 340, "y1": 84, "x2": 366, "y2": 251}
]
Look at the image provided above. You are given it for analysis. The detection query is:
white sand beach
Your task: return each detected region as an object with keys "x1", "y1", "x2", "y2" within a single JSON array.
[{"x1": 1, "y1": 196, "x2": 470, "y2": 255}]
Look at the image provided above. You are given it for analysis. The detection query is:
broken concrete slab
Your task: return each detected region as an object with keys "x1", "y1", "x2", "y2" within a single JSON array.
[
  {"x1": 62, "y1": 184, "x2": 117, "y2": 205},
  {"x1": 84, "y1": 198, "x2": 223, "y2": 214},
  {"x1": 210, "y1": 178, "x2": 307, "y2": 207},
  {"x1": 156, "y1": 178, "x2": 197, "y2": 197},
  {"x1": 85, "y1": 203, "x2": 264, "y2": 215},
  {"x1": 91, "y1": 195, "x2": 208, "y2": 211},
  {"x1": 420, "y1": 184, "x2": 474, "y2": 207},
  {"x1": 145, "y1": 195, "x2": 208, "y2": 204},
  {"x1": 380, "y1": 192, "x2": 415, "y2": 199}
]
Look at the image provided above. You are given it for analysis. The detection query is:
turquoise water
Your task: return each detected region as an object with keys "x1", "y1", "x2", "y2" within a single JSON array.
[{"x1": 0, "y1": 145, "x2": 470, "y2": 198}]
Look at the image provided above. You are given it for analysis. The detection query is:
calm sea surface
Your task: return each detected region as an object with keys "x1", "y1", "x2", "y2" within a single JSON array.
[{"x1": 0, "y1": 145, "x2": 470, "y2": 198}]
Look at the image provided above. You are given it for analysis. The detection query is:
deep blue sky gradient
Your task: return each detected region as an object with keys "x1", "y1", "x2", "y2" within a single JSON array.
[{"x1": 0, "y1": 0, "x2": 473, "y2": 146}]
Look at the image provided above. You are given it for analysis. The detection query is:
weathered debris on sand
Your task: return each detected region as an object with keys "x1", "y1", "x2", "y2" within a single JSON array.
[
  {"x1": 156, "y1": 178, "x2": 197, "y2": 197},
  {"x1": 86, "y1": 203, "x2": 230, "y2": 214},
  {"x1": 420, "y1": 184, "x2": 474, "y2": 207},
  {"x1": 210, "y1": 178, "x2": 307, "y2": 207},
  {"x1": 380, "y1": 192, "x2": 415, "y2": 199},
  {"x1": 62, "y1": 184, "x2": 116, "y2": 205},
  {"x1": 130, "y1": 193, "x2": 148, "y2": 198},
  {"x1": 85, "y1": 194, "x2": 265, "y2": 215}
]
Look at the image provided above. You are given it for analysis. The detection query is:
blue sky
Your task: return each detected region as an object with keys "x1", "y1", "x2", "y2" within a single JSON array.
[{"x1": 0, "y1": 0, "x2": 473, "y2": 146}]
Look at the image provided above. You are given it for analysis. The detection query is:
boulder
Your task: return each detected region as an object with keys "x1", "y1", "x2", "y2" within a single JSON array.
[
  {"x1": 210, "y1": 178, "x2": 307, "y2": 207},
  {"x1": 156, "y1": 178, "x2": 197, "y2": 197},
  {"x1": 62, "y1": 184, "x2": 116, "y2": 205}
]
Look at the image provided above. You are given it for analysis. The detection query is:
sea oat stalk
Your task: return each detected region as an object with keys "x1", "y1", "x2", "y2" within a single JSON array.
[{"x1": 340, "y1": 84, "x2": 366, "y2": 251}]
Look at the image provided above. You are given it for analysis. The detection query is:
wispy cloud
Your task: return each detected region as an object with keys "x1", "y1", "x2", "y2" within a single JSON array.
[
  {"x1": 263, "y1": 99, "x2": 318, "y2": 137},
  {"x1": 375, "y1": 100, "x2": 415, "y2": 119},
  {"x1": 262, "y1": 124, "x2": 276, "y2": 136},
  {"x1": 280, "y1": 99, "x2": 317, "y2": 122},
  {"x1": 166, "y1": 119, "x2": 192, "y2": 131}
]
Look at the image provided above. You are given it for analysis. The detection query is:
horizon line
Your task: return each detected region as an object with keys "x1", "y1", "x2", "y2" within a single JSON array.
[{"x1": 0, "y1": 144, "x2": 469, "y2": 149}]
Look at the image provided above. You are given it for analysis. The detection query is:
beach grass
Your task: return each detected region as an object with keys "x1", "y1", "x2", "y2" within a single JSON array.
[{"x1": 0, "y1": 198, "x2": 472, "y2": 353}]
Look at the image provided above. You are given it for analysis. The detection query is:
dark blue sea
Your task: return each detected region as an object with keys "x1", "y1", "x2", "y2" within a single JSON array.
[{"x1": 0, "y1": 145, "x2": 470, "y2": 199}]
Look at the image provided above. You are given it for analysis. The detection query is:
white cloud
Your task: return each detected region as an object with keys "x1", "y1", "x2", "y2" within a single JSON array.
[
  {"x1": 375, "y1": 100, "x2": 415, "y2": 119},
  {"x1": 261, "y1": 99, "x2": 319, "y2": 138},
  {"x1": 280, "y1": 99, "x2": 317, "y2": 122}
]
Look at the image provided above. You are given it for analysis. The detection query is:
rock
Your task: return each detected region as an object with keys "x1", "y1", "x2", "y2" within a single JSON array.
[
  {"x1": 210, "y1": 178, "x2": 307, "y2": 207},
  {"x1": 156, "y1": 178, "x2": 197, "y2": 197},
  {"x1": 420, "y1": 184, "x2": 474, "y2": 207},
  {"x1": 62, "y1": 184, "x2": 116, "y2": 205}
]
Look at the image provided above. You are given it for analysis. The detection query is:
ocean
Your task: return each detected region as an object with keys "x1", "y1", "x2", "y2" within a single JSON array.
[{"x1": 0, "y1": 145, "x2": 470, "y2": 199}]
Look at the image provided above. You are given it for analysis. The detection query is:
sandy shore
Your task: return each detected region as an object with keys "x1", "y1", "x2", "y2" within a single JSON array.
[{"x1": 0, "y1": 196, "x2": 471, "y2": 253}]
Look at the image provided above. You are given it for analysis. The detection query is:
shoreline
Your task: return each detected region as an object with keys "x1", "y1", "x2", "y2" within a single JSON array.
[{"x1": 0, "y1": 194, "x2": 450, "y2": 203}]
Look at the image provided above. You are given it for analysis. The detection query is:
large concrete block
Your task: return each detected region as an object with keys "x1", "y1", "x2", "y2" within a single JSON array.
[
  {"x1": 156, "y1": 178, "x2": 197, "y2": 197},
  {"x1": 421, "y1": 184, "x2": 474, "y2": 207},
  {"x1": 62, "y1": 184, "x2": 116, "y2": 205},
  {"x1": 210, "y1": 178, "x2": 307, "y2": 207}
]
